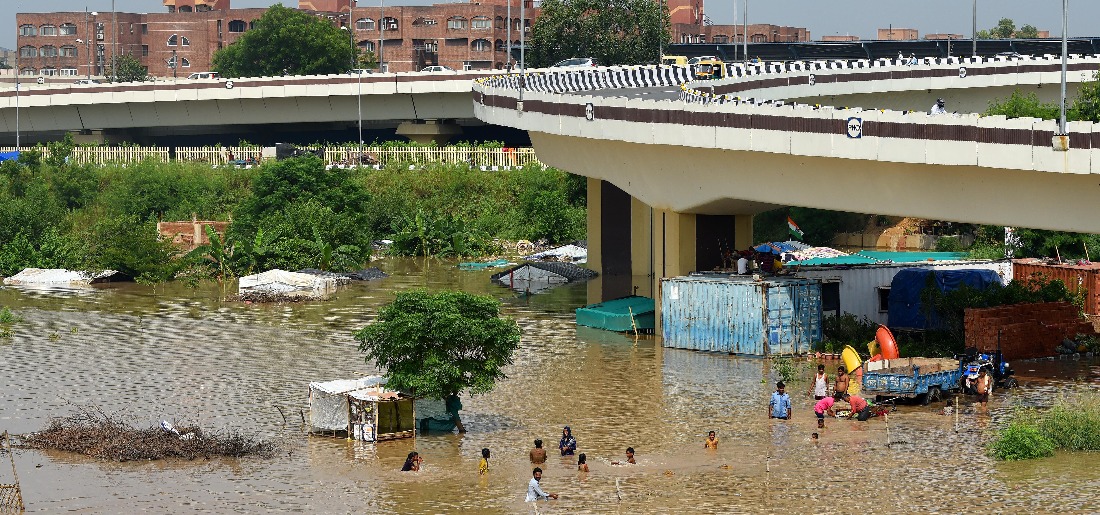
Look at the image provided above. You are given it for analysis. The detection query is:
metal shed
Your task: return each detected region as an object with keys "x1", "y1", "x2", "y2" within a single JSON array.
[
  {"x1": 308, "y1": 376, "x2": 415, "y2": 442},
  {"x1": 661, "y1": 275, "x2": 822, "y2": 355},
  {"x1": 793, "y1": 260, "x2": 1012, "y2": 326}
]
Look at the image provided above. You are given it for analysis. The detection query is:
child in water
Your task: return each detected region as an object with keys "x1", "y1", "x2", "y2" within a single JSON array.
[
  {"x1": 704, "y1": 431, "x2": 719, "y2": 449},
  {"x1": 577, "y1": 453, "x2": 589, "y2": 472},
  {"x1": 478, "y1": 448, "x2": 490, "y2": 475}
]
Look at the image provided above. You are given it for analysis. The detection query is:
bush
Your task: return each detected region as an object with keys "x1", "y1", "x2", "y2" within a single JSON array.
[
  {"x1": 822, "y1": 314, "x2": 877, "y2": 352},
  {"x1": 988, "y1": 422, "x2": 1055, "y2": 461},
  {"x1": 1036, "y1": 391, "x2": 1100, "y2": 452}
]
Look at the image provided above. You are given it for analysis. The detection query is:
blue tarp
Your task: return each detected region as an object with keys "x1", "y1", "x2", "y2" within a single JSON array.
[
  {"x1": 887, "y1": 268, "x2": 1002, "y2": 330},
  {"x1": 0, "y1": 151, "x2": 19, "y2": 162},
  {"x1": 753, "y1": 241, "x2": 809, "y2": 255}
]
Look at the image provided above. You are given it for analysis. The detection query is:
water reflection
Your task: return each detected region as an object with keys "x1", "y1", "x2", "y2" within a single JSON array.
[{"x1": 1, "y1": 257, "x2": 1099, "y2": 513}]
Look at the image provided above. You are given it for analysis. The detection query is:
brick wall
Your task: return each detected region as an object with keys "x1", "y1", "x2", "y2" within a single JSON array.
[
  {"x1": 964, "y1": 302, "x2": 1094, "y2": 360},
  {"x1": 157, "y1": 220, "x2": 230, "y2": 252}
]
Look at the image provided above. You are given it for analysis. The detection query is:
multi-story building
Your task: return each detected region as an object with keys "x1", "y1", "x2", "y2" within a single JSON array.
[
  {"x1": 14, "y1": 0, "x2": 802, "y2": 78},
  {"x1": 672, "y1": 23, "x2": 810, "y2": 45},
  {"x1": 877, "y1": 28, "x2": 920, "y2": 41}
]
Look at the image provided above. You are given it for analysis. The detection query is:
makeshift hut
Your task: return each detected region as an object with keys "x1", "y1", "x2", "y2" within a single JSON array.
[
  {"x1": 238, "y1": 269, "x2": 338, "y2": 301},
  {"x1": 308, "y1": 377, "x2": 415, "y2": 442},
  {"x1": 2, "y1": 267, "x2": 125, "y2": 286},
  {"x1": 491, "y1": 261, "x2": 598, "y2": 294}
]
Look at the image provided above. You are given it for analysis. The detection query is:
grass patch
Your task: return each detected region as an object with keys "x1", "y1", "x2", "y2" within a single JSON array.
[{"x1": 988, "y1": 389, "x2": 1100, "y2": 460}]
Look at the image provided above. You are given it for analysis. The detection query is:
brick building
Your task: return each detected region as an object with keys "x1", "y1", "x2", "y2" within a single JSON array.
[
  {"x1": 877, "y1": 28, "x2": 920, "y2": 41},
  {"x1": 672, "y1": 23, "x2": 810, "y2": 45},
  {"x1": 15, "y1": 0, "x2": 800, "y2": 77}
]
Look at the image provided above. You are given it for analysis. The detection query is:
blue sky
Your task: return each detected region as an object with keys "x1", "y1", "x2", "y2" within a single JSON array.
[{"x1": 4, "y1": 0, "x2": 1096, "y2": 49}]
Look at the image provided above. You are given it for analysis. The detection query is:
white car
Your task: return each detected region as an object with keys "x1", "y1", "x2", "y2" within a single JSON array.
[
  {"x1": 421, "y1": 65, "x2": 456, "y2": 73},
  {"x1": 73, "y1": 79, "x2": 102, "y2": 85},
  {"x1": 687, "y1": 56, "x2": 717, "y2": 65},
  {"x1": 187, "y1": 72, "x2": 220, "y2": 80},
  {"x1": 551, "y1": 57, "x2": 598, "y2": 68}
]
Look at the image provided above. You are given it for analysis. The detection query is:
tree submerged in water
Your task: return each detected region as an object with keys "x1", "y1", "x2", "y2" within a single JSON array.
[{"x1": 355, "y1": 290, "x2": 521, "y2": 432}]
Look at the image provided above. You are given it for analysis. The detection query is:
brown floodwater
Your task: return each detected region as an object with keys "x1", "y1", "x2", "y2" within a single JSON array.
[{"x1": 1, "y1": 257, "x2": 1099, "y2": 513}]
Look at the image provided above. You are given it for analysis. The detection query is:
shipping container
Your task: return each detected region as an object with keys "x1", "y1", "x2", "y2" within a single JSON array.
[
  {"x1": 661, "y1": 275, "x2": 822, "y2": 355},
  {"x1": 1013, "y1": 259, "x2": 1100, "y2": 316},
  {"x1": 793, "y1": 260, "x2": 1012, "y2": 326}
]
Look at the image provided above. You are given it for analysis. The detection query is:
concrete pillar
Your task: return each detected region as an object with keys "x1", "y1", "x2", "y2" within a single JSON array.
[
  {"x1": 395, "y1": 120, "x2": 463, "y2": 145},
  {"x1": 630, "y1": 196, "x2": 654, "y2": 298},
  {"x1": 68, "y1": 129, "x2": 106, "y2": 145},
  {"x1": 735, "y1": 214, "x2": 754, "y2": 251}
]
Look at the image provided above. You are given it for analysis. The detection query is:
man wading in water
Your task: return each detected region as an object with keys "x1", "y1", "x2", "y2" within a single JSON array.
[{"x1": 808, "y1": 364, "x2": 829, "y2": 400}]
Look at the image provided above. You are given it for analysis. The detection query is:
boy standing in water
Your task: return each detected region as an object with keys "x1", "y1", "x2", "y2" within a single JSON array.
[
  {"x1": 976, "y1": 369, "x2": 992, "y2": 412},
  {"x1": 835, "y1": 366, "x2": 850, "y2": 397},
  {"x1": 478, "y1": 448, "x2": 490, "y2": 475},
  {"x1": 530, "y1": 439, "x2": 547, "y2": 464},
  {"x1": 770, "y1": 382, "x2": 792, "y2": 420},
  {"x1": 808, "y1": 364, "x2": 829, "y2": 400},
  {"x1": 704, "y1": 431, "x2": 719, "y2": 449}
]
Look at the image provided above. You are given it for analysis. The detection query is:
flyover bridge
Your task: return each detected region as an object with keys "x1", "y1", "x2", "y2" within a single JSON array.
[
  {"x1": 473, "y1": 55, "x2": 1100, "y2": 306},
  {"x1": 0, "y1": 71, "x2": 501, "y2": 145}
]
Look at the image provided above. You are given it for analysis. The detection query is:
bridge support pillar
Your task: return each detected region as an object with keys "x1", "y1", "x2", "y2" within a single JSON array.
[
  {"x1": 395, "y1": 120, "x2": 463, "y2": 145},
  {"x1": 68, "y1": 129, "x2": 107, "y2": 145},
  {"x1": 585, "y1": 178, "x2": 754, "y2": 332}
]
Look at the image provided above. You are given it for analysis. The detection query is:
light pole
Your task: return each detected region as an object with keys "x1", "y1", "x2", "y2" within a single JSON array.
[
  {"x1": 1058, "y1": 0, "x2": 1068, "y2": 137},
  {"x1": 971, "y1": 0, "x2": 977, "y2": 56},
  {"x1": 742, "y1": 0, "x2": 748, "y2": 64},
  {"x1": 379, "y1": 0, "x2": 385, "y2": 72},
  {"x1": 342, "y1": 25, "x2": 355, "y2": 70},
  {"x1": 506, "y1": 0, "x2": 511, "y2": 69},
  {"x1": 172, "y1": 48, "x2": 177, "y2": 78}
]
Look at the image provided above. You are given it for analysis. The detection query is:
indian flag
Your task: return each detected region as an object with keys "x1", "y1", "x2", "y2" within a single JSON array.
[{"x1": 787, "y1": 216, "x2": 804, "y2": 239}]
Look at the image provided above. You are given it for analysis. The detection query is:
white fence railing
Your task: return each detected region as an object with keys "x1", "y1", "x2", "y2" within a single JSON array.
[
  {"x1": 0, "y1": 146, "x2": 541, "y2": 167},
  {"x1": 0, "y1": 146, "x2": 170, "y2": 164}
]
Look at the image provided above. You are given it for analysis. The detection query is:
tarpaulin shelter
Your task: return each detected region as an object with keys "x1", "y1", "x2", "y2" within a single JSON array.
[
  {"x1": 888, "y1": 268, "x2": 1003, "y2": 330},
  {"x1": 0, "y1": 152, "x2": 19, "y2": 162},
  {"x1": 308, "y1": 377, "x2": 415, "y2": 442}
]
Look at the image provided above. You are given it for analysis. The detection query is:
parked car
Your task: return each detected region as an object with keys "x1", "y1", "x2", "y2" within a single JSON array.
[
  {"x1": 551, "y1": 57, "x2": 598, "y2": 68},
  {"x1": 420, "y1": 65, "x2": 456, "y2": 73},
  {"x1": 996, "y1": 51, "x2": 1022, "y2": 59},
  {"x1": 349, "y1": 69, "x2": 373, "y2": 75},
  {"x1": 73, "y1": 79, "x2": 102, "y2": 85},
  {"x1": 687, "y1": 56, "x2": 717, "y2": 65},
  {"x1": 187, "y1": 72, "x2": 220, "y2": 80}
]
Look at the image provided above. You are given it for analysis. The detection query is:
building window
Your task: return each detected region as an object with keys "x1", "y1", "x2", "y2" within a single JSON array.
[
  {"x1": 495, "y1": 39, "x2": 504, "y2": 50},
  {"x1": 471, "y1": 17, "x2": 491, "y2": 29},
  {"x1": 181, "y1": 57, "x2": 191, "y2": 68},
  {"x1": 495, "y1": 16, "x2": 504, "y2": 29},
  {"x1": 228, "y1": 20, "x2": 246, "y2": 33},
  {"x1": 359, "y1": 40, "x2": 375, "y2": 52},
  {"x1": 60, "y1": 45, "x2": 77, "y2": 57},
  {"x1": 19, "y1": 25, "x2": 37, "y2": 37},
  {"x1": 141, "y1": 45, "x2": 149, "y2": 56},
  {"x1": 447, "y1": 17, "x2": 468, "y2": 30},
  {"x1": 20, "y1": 67, "x2": 37, "y2": 76},
  {"x1": 60, "y1": 68, "x2": 78, "y2": 76},
  {"x1": 713, "y1": 35, "x2": 729, "y2": 44},
  {"x1": 181, "y1": 36, "x2": 190, "y2": 46},
  {"x1": 250, "y1": 21, "x2": 257, "y2": 30},
  {"x1": 357, "y1": 18, "x2": 375, "y2": 30},
  {"x1": 142, "y1": 23, "x2": 148, "y2": 35},
  {"x1": 40, "y1": 25, "x2": 58, "y2": 36},
  {"x1": 382, "y1": 17, "x2": 398, "y2": 31},
  {"x1": 60, "y1": 23, "x2": 78, "y2": 36},
  {"x1": 19, "y1": 46, "x2": 37, "y2": 58},
  {"x1": 751, "y1": 34, "x2": 766, "y2": 43},
  {"x1": 168, "y1": 34, "x2": 178, "y2": 46},
  {"x1": 179, "y1": 6, "x2": 193, "y2": 12},
  {"x1": 471, "y1": 39, "x2": 490, "y2": 51},
  {"x1": 40, "y1": 45, "x2": 58, "y2": 57},
  {"x1": 41, "y1": 67, "x2": 57, "y2": 76},
  {"x1": 412, "y1": 17, "x2": 437, "y2": 27},
  {"x1": 877, "y1": 287, "x2": 891, "y2": 313}
]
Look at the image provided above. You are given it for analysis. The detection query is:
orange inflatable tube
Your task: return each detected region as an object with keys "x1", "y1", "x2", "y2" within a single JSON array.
[{"x1": 875, "y1": 325, "x2": 900, "y2": 360}]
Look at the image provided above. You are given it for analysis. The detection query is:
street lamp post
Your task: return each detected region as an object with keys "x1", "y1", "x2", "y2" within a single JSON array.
[
  {"x1": 972, "y1": 0, "x2": 977, "y2": 56},
  {"x1": 1058, "y1": 0, "x2": 1068, "y2": 136},
  {"x1": 77, "y1": 38, "x2": 91, "y2": 80},
  {"x1": 742, "y1": 0, "x2": 748, "y2": 64},
  {"x1": 172, "y1": 48, "x2": 177, "y2": 78},
  {"x1": 506, "y1": 0, "x2": 511, "y2": 69},
  {"x1": 379, "y1": 0, "x2": 385, "y2": 72}
]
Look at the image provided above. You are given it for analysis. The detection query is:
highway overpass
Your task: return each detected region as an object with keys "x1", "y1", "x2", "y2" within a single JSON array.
[
  {"x1": 473, "y1": 55, "x2": 1100, "y2": 306},
  {"x1": 0, "y1": 71, "x2": 506, "y2": 146}
]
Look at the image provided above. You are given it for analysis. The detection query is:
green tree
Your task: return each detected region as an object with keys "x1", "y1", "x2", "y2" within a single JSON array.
[
  {"x1": 357, "y1": 49, "x2": 379, "y2": 70},
  {"x1": 985, "y1": 90, "x2": 1060, "y2": 120},
  {"x1": 107, "y1": 54, "x2": 149, "y2": 82},
  {"x1": 528, "y1": 0, "x2": 670, "y2": 67},
  {"x1": 990, "y1": 18, "x2": 1016, "y2": 39},
  {"x1": 355, "y1": 290, "x2": 522, "y2": 432},
  {"x1": 1069, "y1": 70, "x2": 1100, "y2": 123},
  {"x1": 1016, "y1": 24, "x2": 1040, "y2": 39},
  {"x1": 211, "y1": 4, "x2": 355, "y2": 77},
  {"x1": 976, "y1": 29, "x2": 992, "y2": 39}
]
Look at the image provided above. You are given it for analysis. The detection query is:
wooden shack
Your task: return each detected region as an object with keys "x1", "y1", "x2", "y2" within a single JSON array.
[{"x1": 308, "y1": 377, "x2": 415, "y2": 442}]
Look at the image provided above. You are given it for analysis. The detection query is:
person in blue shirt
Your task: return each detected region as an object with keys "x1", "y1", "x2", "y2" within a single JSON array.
[{"x1": 770, "y1": 381, "x2": 792, "y2": 420}]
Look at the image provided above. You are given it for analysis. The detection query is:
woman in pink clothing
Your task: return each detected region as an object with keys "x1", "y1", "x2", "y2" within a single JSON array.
[{"x1": 814, "y1": 396, "x2": 836, "y2": 428}]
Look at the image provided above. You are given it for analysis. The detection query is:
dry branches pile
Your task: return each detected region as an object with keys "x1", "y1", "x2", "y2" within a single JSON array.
[{"x1": 18, "y1": 409, "x2": 278, "y2": 462}]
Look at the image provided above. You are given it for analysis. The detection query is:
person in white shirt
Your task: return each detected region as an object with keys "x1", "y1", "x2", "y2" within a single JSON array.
[
  {"x1": 736, "y1": 254, "x2": 749, "y2": 274},
  {"x1": 929, "y1": 98, "x2": 947, "y2": 115},
  {"x1": 526, "y1": 468, "x2": 558, "y2": 502}
]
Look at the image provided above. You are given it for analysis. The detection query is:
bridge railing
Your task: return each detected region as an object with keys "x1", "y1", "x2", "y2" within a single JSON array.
[{"x1": 0, "y1": 145, "x2": 542, "y2": 167}]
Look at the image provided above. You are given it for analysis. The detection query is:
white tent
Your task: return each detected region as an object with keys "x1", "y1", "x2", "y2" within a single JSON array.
[{"x1": 308, "y1": 376, "x2": 415, "y2": 442}]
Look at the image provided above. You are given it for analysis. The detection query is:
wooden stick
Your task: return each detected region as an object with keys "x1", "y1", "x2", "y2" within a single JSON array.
[
  {"x1": 628, "y1": 306, "x2": 639, "y2": 337},
  {"x1": 954, "y1": 395, "x2": 959, "y2": 432},
  {"x1": 275, "y1": 405, "x2": 287, "y2": 425}
]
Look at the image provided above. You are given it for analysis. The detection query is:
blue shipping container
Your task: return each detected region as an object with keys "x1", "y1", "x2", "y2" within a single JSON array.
[{"x1": 661, "y1": 275, "x2": 823, "y2": 355}]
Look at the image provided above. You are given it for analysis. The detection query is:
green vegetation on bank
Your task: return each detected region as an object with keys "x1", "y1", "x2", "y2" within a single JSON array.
[
  {"x1": 985, "y1": 69, "x2": 1100, "y2": 123},
  {"x1": 989, "y1": 389, "x2": 1100, "y2": 461},
  {"x1": 0, "y1": 141, "x2": 586, "y2": 282}
]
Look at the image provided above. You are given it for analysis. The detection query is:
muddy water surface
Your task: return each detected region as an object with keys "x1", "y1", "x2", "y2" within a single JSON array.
[{"x1": 1, "y1": 258, "x2": 1099, "y2": 513}]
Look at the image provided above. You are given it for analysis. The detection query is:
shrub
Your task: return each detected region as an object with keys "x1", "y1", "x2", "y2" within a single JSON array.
[
  {"x1": 988, "y1": 422, "x2": 1055, "y2": 461},
  {"x1": 1036, "y1": 391, "x2": 1100, "y2": 452}
]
